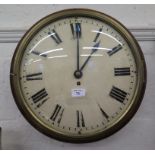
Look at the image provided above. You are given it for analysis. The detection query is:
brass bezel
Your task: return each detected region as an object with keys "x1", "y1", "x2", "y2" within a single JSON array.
[{"x1": 10, "y1": 8, "x2": 147, "y2": 143}]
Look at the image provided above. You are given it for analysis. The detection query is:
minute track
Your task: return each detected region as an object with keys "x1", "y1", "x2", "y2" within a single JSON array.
[{"x1": 10, "y1": 10, "x2": 145, "y2": 143}]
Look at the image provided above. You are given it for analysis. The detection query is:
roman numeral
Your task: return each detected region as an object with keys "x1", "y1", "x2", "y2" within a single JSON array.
[
  {"x1": 108, "y1": 44, "x2": 122, "y2": 56},
  {"x1": 48, "y1": 29, "x2": 62, "y2": 44},
  {"x1": 31, "y1": 88, "x2": 48, "y2": 103},
  {"x1": 98, "y1": 104, "x2": 109, "y2": 119},
  {"x1": 37, "y1": 97, "x2": 49, "y2": 108},
  {"x1": 70, "y1": 23, "x2": 82, "y2": 39},
  {"x1": 114, "y1": 67, "x2": 130, "y2": 76},
  {"x1": 93, "y1": 28, "x2": 102, "y2": 42},
  {"x1": 76, "y1": 111, "x2": 85, "y2": 127},
  {"x1": 31, "y1": 51, "x2": 47, "y2": 57},
  {"x1": 26, "y1": 72, "x2": 42, "y2": 80},
  {"x1": 50, "y1": 104, "x2": 64, "y2": 124},
  {"x1": 110, "y1": 86, "x2": 127, "y2": 103}
]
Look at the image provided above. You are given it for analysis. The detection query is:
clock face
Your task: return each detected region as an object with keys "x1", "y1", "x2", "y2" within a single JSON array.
[{"x1": 10, "y1": 9, "x2": 146, "y2": 142}]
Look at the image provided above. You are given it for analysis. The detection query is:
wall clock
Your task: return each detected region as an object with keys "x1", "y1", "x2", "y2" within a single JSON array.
[{"x1": 10, "y1": 9, "x2": 146, "y2": 143}]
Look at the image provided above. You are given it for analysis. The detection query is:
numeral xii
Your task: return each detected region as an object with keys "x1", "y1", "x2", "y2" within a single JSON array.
[{"x1": 70, "y1": 23, "x2": 82, "y2": 39}]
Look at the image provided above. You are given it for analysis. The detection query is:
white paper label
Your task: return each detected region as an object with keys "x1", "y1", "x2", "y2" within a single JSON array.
[{"x1": 72, "y1": 88, "x2": 86, "y2": 97}]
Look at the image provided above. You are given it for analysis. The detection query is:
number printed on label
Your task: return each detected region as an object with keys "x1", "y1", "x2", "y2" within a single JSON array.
[{"x1": 72, "y1": 89, "x2": 86, "y2": 97}]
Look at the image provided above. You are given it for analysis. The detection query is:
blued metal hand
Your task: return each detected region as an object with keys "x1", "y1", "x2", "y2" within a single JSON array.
[
  {"x1": 74, "y1": 41, "x2": 101, "y2": 79},
  {"x1": 80, "y1": 41, "x2": 101, "y2": 71},
  {"x1": 74, "y1": 24, "x2": 83, "y2": 79},
  {"x1": 76, "y1": 27, "x2": 80, "y2": 71}
]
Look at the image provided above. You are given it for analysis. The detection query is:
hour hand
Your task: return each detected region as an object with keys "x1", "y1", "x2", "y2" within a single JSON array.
[{"x1": 74, "y1": 41, "x2": 100, "y2": 79}]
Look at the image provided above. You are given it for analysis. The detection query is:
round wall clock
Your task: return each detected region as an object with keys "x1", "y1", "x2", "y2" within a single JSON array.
[{"x1": 10, "y1": 9, "x2": 146, "y2": 143}]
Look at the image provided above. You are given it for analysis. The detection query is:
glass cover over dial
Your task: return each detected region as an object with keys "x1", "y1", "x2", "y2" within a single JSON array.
[{"x1": 10, "y1": 9, "x2": 146, "y2": 142}]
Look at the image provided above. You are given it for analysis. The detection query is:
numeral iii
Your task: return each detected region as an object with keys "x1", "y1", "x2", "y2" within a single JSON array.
[{"x1": 114, "y1": 67, "x2": 130, "y2": 76}]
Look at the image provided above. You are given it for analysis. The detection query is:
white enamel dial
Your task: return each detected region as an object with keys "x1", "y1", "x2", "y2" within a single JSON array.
[{"x1": 11, "y1": 9, "x2": 146, "y2": 142}]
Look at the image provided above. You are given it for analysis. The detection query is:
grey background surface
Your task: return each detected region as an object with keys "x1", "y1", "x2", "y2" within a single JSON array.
[{"x1": 0, "y1": 4, "x2": 155, "y2": 150}]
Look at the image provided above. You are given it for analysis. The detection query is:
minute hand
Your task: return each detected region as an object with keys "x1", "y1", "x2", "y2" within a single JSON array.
[{"x1": 80, "y1": 41, "x2": 100, "y2": 71}]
